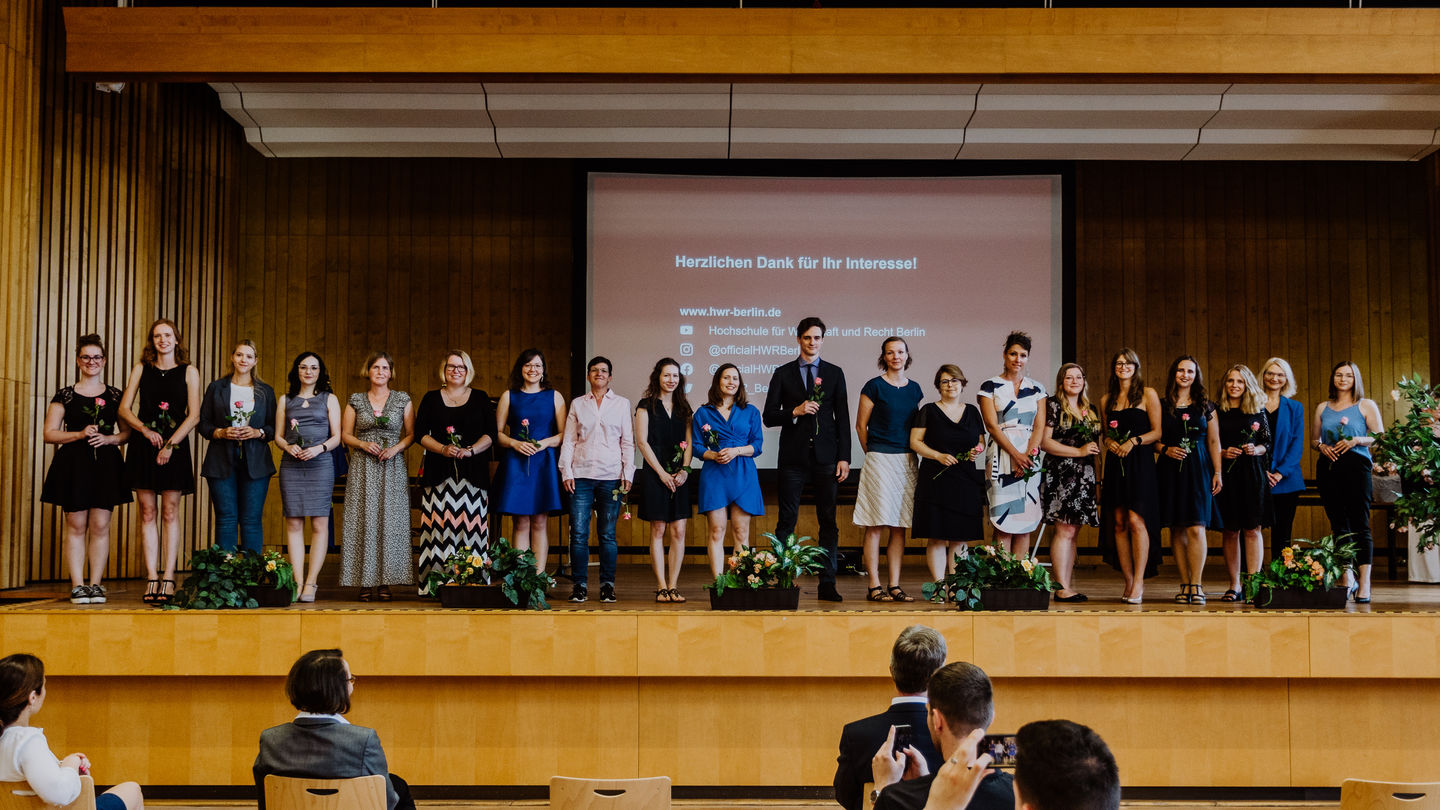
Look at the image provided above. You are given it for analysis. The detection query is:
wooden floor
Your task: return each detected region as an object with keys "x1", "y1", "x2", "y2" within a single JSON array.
[{"x1": 5, "y1": 562, "x2": 1438, "y2": 613}]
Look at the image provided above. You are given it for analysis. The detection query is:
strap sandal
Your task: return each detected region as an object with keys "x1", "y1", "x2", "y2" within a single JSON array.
[
  {"x1": 158, "y1": 578, "x2": 177, "y2": 605},
  {"x1": 1221, "y1": 589, "x2": 1241, "y2": 602},
  {"x1": 358, "y1": 588, "x2": 374, "y2": 602},
  {"x1": 376, "y1": 585, "x2": 393, "y2": 602},
  {"x1": 667, "y1": 588, "x2": 686, "y2": 604},
  {"x1": 655, "y1": 589, "x2": 672, "y2": 603},
  {"x1": 887, "y1": 586, "x2": 915, "y2": 603},
  {"x1": 1174, "y1": 585, "x2": 1193, "y2": 604},
  {"x1": 866, "y1": 586, "x2": 894, "y2": 602},
  {"x1": 1189, "y1": 587, "x2": 1207, "y2": 605},
  {"x1": 142, "y1": 579, "x2": 160, "y2": 605}
]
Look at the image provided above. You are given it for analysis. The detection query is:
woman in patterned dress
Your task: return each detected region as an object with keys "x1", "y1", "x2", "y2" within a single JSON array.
[
  {"x1": 118, "y1": 318, "x2": 202, "y2": 606},
  {"x1": 977, "y1": 331, "x2": 1048, "y2": 557},
  {"x1": 340, "y1": 351, "x2": 415, "y2": 602},
  {"x1": 413, "y1": 350, "x2": 495, "y2": 596},
  {"x1": 275, "y1": 352, "x2": 342, "y2": 603},
  {"x1": 853, "y1": 336, "x2": 924, "y2": 602},
  {"x1": 41, "y1": 334, "x2": 132, "y2": 604},
  {"x1": 1038, "y1": 363, "x2": 1100, "y2": 602}
]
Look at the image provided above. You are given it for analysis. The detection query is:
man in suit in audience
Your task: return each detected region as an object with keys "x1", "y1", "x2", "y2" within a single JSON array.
[
  {"x1": 833, "y1": 626, "x2": 949, "y2": 810},
  {"x1": 763, "y1": 315, "x2": 851, "y2": 602},
  {"x1": 1012, "y1": 720, "x2": 1120, "y2": 810},
  {"x1": 869, "y1": 662, "x2": 1012, "y2": 810}
]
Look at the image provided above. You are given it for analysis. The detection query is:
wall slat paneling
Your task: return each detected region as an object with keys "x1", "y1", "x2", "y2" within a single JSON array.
[
  {"x1": 0, "y1": 0, "x2": 40, "y2": 588},
  {"x1": 25, "y1": 0, "x2": 240, "y2": 583}
]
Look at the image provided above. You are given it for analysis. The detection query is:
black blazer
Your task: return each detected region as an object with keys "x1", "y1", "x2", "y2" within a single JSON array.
[
  {"x1": 254, "y1": 717, "x2": 399, "y2": 810},
  {"x1": 834, "y1": 702, "x2": 942, "y2": 810},
  {"x1": 874, "y1": 770, "x2": 1014, "y2": 810},
  {"x1": 199, "y1": 376, "x2": 277, "y2": 480},
  {"x1": 763, "y1": 358, "x2": 851, "y2": 466}
]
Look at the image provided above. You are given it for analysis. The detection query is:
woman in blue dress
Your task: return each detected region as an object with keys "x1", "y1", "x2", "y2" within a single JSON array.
[
  {"x1": 853, "y1": 336, "x2": 924, "y2": 602},
  {"x1": 1155, "y1": 355, "x2": 1222, "y2": 605},
  {"x1": 493, "y1": 349, "x2": 567, "y2": 572},
  {"x1": 693, "y1": 363, "x2": 764, "y2": 577},
  {"x1": 1311, "y1": 360, "x2": 1384, "y2": 602}
]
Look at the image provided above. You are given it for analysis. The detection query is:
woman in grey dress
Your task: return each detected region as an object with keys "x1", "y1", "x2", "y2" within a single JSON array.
[
  {"x1": 276, "y1": 352, "x2": 343, "y2": 603},
  {"x1": 340, "y1": 352, "x2": 415, "y2": 601}
]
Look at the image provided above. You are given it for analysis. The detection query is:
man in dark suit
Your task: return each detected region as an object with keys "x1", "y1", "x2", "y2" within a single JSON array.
[
  {"x1": 869, "y1": 662, "x2": 1013, "y2": 810},
  {"x1": 834, "y1": 625, "x2": 948, "y2": 810},
  {"x1": 763, "y1": 316, "x2": 851, "y2": 602},
  {"x1": 1012, "y1": 720, "x2": 1120, "y2": 810}
]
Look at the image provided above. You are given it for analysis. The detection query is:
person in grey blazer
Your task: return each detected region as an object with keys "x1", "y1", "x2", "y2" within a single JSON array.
[
  {"x1": 199, "y1": 339, "x2": 277, "y2": 553},
  {"x1": 254, "y1": 649, "x2": 413, "y2": 810}
]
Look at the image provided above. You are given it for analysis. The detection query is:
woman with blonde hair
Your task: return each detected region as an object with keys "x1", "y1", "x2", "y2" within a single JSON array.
[
  {"x1": 1215, "y1": 364, "x2": 1272, "y2": 601},
  {"x1": 1260, "y1": 357, "x2": 1305, "y2": 561},
  {"x1": 1039, "y1": 362, "x2": 1101, "y2": 602}
]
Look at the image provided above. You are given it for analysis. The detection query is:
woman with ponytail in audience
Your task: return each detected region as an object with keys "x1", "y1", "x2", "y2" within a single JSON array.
[
  {"x1": 1215, "y1": 364, "x2": 1271, "y2": 602},
  {"x1": 0, "y1": 653, "x2": 145, "y2": 810},
  {"x1": 119, "y1": 318, "x2": 202, "y2": 606},
  {"x1": 1261, "y1": 357, "x2": 1305, "y2": 562},
  {"x1": 1312, "y1": 361, "x2": 1384, "y2": 603},
  {"x1": 1156, "y1": 355, "x2": 1222, "y2": 605},
  {"x1": 41, "y1": 335, "x2": 131, "y2": 605},
  {"x1": 1039, "y1": 363, "x2": 1100, "y2": 602},
  {"x1": 1098, "y1": 348, "x2": 1162, "y2": 604}
]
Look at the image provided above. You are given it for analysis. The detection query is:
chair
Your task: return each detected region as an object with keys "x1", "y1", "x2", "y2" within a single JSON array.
[
  {"x1": 862, "y1": 781, "x2": 876, "y2": 810},
  {"x1": 263, "y1": 775, "x2": 387, "y2": 810},
  {"x1": 549, "y1": 776, "x2": 671, "y2": 810},
  {"x1": 1342, "y1": 779, "x2": 1440, "y2": 810},
  {"x1": 0, "y1": 775, "x2": 96, "y2": 810}
]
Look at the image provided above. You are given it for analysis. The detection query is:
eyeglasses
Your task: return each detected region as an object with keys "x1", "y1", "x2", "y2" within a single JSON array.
[
  {"x1": 1114, "y1": 361, "x2": 1135, "y2": 368},
  {"x1": 938, "y1": 378, "x2": 964, "y2": 387},
  {"x1": 444, "y1": 365, "x2": 468, "y2": 372},
  {"x1": 78, "y1": 355, "x2": 105, "y2": 362},
  {"x1": 346, "y1": 675, "x2": 357, "y2": 683}
]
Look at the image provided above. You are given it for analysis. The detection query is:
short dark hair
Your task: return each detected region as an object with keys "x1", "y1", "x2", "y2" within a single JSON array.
[
  {"x1": 508, "y1": 349, "x2": 551, "y2": 392},
  {"x1": 1015, "y1": 720, "x2": 1120, "y2": 810},
  {"x1": 285, "y1": 649, "x2": 351, "y2": 715},
  {"x1": 797, "y1": 316, "x2": 827, "y2": 337},
  {"x1": 889, "y1": 626, "x2": 947, "y2": 694},
  {"x1": 927, "y1": 662, "x2": 993, "y2": 736},
  {"x1": 1004, "y1": 331, "x2": 1032, "y2": 353},
  {"x1": 0, "y1": 653, "x2": 44, "y2": 729},
  {"x1": 876, "y1": 336, "x2": 913, "y2": 371},
  {"x1": 588, "y1": 356, "x2": 612, "y2": 375}
]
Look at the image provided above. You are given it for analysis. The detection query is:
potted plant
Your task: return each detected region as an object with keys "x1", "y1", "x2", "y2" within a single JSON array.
[
  {"x1": 706, "y1": 532, "x2": 828, "y2": 610},
  {"x1": 1244, "y1": 535, "x2": 1356, "y2": 609},
  {"x1": 924, "y1": 542, "x2": 1053, "y2": 611},
  {"x1": 1371, "y1": 376, "x2": 1440, "y2": 551},
  {"x1": 169, "y1": 546, "x2": 296, "y2": 609},
  {"x1": 421, "y1": 538, "x2": 555, "y2": 610}
]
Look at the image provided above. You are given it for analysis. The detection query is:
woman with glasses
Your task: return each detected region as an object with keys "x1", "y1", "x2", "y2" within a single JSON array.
[
  {"x1": 41, "y1": 335, "x2": 132, "y2": 604},
  {"x1": 909, "y1": 364, "x2": 985, "y2": 594},
  {"x1": 1098, "y1": 348, "x2": 1162, "y2": 604},
  {"x1": 493, "y1": 349, "x2": 567, "y2": 571},
  {"x1": 1038, "y1": 363, "x2": 1101, "y2": 602}
]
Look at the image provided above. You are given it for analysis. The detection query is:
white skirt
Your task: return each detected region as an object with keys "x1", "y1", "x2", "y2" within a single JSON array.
[{"x1": 852, "y1": 451, "x2": 918, "y2": 528}]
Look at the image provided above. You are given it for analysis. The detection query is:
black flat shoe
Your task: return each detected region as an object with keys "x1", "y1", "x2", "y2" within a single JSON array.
[
  {"x1": 817, "y1": 582, "x2": 844, "y2": 603},
  {"x1": 1054, "y1": 592, "x2": 1089, "y2": 603}
]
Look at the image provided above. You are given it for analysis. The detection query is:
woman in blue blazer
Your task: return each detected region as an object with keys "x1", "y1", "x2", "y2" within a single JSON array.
[
  {"x1": 199, "y1": 339, "x2": 277, "y2": 553},
  {"x1": 1261, "y1": 357, "x2": 1305, "y2": 561}
]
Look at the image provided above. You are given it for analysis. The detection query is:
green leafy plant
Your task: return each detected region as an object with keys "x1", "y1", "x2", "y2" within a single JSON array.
[
  {"x1": 707, "y1": 532, "x2": 828, "y2": 596},
  {"x1": 1370, "y1": 376, "x2": 1440, "y2": 550},
  {"x1": 168, "y1": 546, "x2": 296, "y2": 609},
  {"x1": 422, "y1": 537, "x2": 556, "y2": 610},
  {"x1": 1242, "y1": 535, "x2": 1357, "y2": 606},
  {"x1": 923, "y1": 542, "x2": 1054, "y2": 611}
]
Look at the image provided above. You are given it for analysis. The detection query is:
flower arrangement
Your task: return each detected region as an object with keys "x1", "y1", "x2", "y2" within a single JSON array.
[
  {"x1": 421, "y1": 538, "x2": 556, "y2": 609},
  {"x1": 168, "y1": 546, "x2": 297, "y2": 609},
  {"x1": 707, "y1": 532, "x2": 828, "y2": 596},
  {"x1": 1371, "y1": 376, "x2": 1440, "y2": 549},
  {"x1": 1242, "y1": 535, "x2": 1357, "y2": 605},
  {"x1": 923, "y1": 542, "x2": 1054, "y2": 610}
]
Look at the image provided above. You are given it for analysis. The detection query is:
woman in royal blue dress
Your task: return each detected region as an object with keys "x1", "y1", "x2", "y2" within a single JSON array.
[
  {"x1": 693, "y1": 363, "x2": 764, "y2": 577},
  {"x1": 1311, "y1": 360, "x2": 1384, "y2": 602},
  {"x1": 1155, "y1": 355, "x2": 1222, "y2": 605},
  {"x1": 493, "y1": 349, "x2": 566, "y2": 571}
]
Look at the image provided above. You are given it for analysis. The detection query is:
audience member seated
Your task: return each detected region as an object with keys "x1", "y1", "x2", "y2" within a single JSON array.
[
  {"x1": 869, "y1": 662, "x2": 1012, "y2": 810},
  {"x1": 254, "y1": 648, "x2": 415, "y2": 810},
  {"x1": 834, "y1": 625, "x2": 948, "y2": 810},
  {"x1": 0, "y1": 653, "x2": 145, "y2": 810},
  {"x1": 1013, "y1": 720, "x2": 1120, "y2": 810}
]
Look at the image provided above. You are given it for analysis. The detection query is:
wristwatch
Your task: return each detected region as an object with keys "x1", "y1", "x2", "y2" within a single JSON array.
[{"x1": 869, "y1": 788, "x2": 882, "y2": 803}]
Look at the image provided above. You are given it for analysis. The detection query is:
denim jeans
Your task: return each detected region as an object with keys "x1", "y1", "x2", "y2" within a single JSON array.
[
  {"x1": 209, "y1": 473, "x2": 270, "y2": 553},
  {"x1": 569, "y1": 478, "x2": 620, "y2": 587}
]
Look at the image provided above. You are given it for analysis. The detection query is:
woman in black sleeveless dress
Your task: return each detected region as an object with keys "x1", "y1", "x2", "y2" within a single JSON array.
[
  {"x1": 1098, "y1": 348, "x2": 1163, "y2": 605},
  {"x1": 119, "y1": 318, "x2": 202, "y2": 605},
  {"x1": 634, "y1": 358, "x2": 694, "y2": 602}
]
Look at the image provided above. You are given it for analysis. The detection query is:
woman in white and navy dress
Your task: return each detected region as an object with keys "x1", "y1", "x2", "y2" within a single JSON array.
[{"x1": 978, "y1": 331, "x2": 1048, "y2": 557}]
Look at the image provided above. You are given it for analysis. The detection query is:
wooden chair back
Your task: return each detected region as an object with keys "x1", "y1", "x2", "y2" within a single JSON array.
[
  {"x1": 263, "y1": 775, "x2": 388, "y2": 810},
  {"x1": 862, "y1": 781, "x2": 876, "y2": 810},
  {"x1": 549, "y1": 776, "x2": 671, "y2": 810},
  {"x1": 0, "y1": 775, "x2": 96, "y2": 810},
  {"x1": 1342, "y1": 779, "x2": 1440, "y2": 810}
]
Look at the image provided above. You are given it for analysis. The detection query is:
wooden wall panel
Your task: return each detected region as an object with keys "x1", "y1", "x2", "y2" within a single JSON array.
[
  {"x1": 25, "y1": 0, "x2": 240, "y2": 583},
  {"x1": 0, "y1": 0, "x2": 40, "y2": 589}
]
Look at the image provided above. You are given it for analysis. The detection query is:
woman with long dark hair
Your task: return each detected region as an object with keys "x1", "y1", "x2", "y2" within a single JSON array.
[
  {"x1": 275, "y1": 352, "x2": 342, "y2": 602},
  {"x1": 634, "y1": 357, "x2": 694, "y2": 602},
  {"x1": 1156, "y1": 355, "x2": 1222, "y2": 605},
  {"x1": 1312, "y1": 360, "x2": 1384, "y2": 602},
  {"x1": 1098, "y1": 348, "x2": 1162, "y2": 604},
  {"x1": 693, "y1": 363, "x2": 764, "y2": 577},
  {"x1": 493, "y1": 349, "x2": 567, "y2": 571}
]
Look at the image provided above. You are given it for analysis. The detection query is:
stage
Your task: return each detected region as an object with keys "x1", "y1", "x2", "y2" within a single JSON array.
[{"x1": 3, "y1": 567, "x2": 1438, "y2": 794}]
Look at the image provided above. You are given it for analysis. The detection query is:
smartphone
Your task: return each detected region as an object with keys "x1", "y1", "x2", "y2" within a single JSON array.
[
  {"x1": 892, "y1": 724, "x2": 913, "y2": 754},
  {"x1": 980, "y1": 734, "x2": 1017, "y2": 769}
]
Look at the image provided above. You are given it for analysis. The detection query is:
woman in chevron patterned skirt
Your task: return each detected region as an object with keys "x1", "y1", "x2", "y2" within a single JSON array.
[{"x1": 413, "y1": 350, "x2": 496, "y2": 596}]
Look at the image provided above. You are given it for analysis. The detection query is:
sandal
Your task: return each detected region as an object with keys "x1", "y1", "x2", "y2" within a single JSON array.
[
  {"x1": 1174, "y1": 584, "x2": 1194, "y2": 604},
  {"x1": 358, "y1": 588, "x2": 373, "y2": 602},
  {"x1": 866, "y1": 586, "x2": 894, "y2": 602},
  {"x1": 1189, "y1": 587, "x2": 1207, "y2": 605},
  {"x1": 142, "y1": 579, "x2": 160, "y2": 605},
  {"x1": 158, "y1": 579, "x2": 176, "y2": 605},
  {"x1": 887, "y1": 586, "x2": 915, "y2": 603},
  {"x1": 1221, "y1": 589, "x2": 1241, "y2": 602},
  {"x1": 655, "y1": 589, "x2": 672, "y2": 603},
  {"x1": 376, "y1": 586, "x2": 393, "y2": 602},
  {"x1": 667, "y1": 588, "x2": 686, "y2": 604}
]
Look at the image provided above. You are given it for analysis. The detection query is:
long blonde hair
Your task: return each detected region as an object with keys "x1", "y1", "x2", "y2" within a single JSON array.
[
  {"x1": 1053, "y1": 363, "x2": 1096, "y2": 428},
  {"x1": 1218, "y1": 364, "x2": 1264, "y2": 414}
]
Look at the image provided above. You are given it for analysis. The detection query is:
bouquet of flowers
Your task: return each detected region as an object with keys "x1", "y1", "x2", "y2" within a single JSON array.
[
  {"x1": 421, "y1": 538, "x2": 556, "y2": 609},
  {"x1": 168, "y1": 547, "x2": 296, "y2": 609},
  {"x1": 923, "y1": 542, "x2": 1054, "y2": 611},
  {"x1": 707, "y1": 532, "x2": 828, "y2": 596},
  {"x1": 1371, "y1": 376, "x2": 1440, "y2": 549},
  {"x1": 1242, "y1": 535, "x2": 1357, "y2": 605}
]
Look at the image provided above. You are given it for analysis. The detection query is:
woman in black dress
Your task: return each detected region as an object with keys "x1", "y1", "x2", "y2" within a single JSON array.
[
  {"x1": 1099, "y1": 348, "x2": 1162, "y2": 604},
  {"x1": 909, "y1": 363, "x2": 985, "y2": 597},
  {"x1": 41, "y1": 334, "x2": 132, "y2": 604},
  {"x1": 118, "y1": 318, "x2": 202, "y2": 605},
  {"x1": 1216, "y1": 364, "x2": 1272, "y2": 601},
  {"x1": 1039, "y1": 363, "x2": 1100, "y2": 602},
  {"x1": 413, "y1": 350, "x2": 496, "y2": 596},
  {"x1": 634, "y1": 358, "x2": 694, "y2": 603},
  {"x1": 1155, "y1": 355, "x2": 1223, "y2": 605}
]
